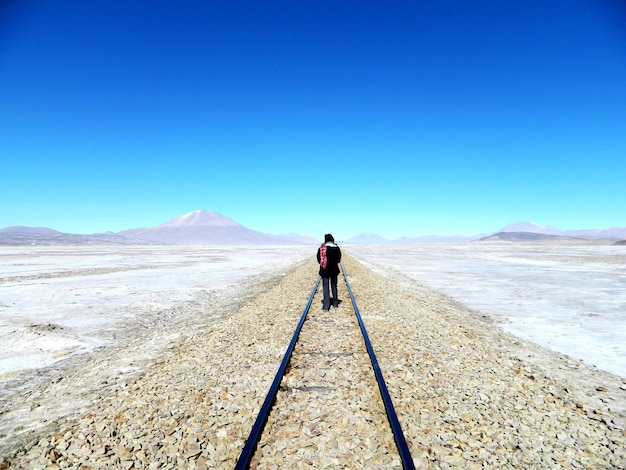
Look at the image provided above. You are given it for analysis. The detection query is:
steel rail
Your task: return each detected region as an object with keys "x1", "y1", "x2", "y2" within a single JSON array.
[
  {"x1": 341, "y1": 262, "x2": 416, "y2": 470},
  {"x1": 234, "y1": 276, "x2": 321, "y2": 470}
]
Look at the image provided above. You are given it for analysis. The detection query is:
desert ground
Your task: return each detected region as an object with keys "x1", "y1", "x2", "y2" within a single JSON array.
[
  {"x1": 0, "y1": 246, "x2": 624, "y2": 468},
  {"x1": 349, "y1": 242, "x2": 626, "y2": 378}
]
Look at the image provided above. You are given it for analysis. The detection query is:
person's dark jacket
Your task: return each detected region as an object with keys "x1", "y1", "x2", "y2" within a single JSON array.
[{"x1": 317, "y1": 242, "x2": 342, "y2": 277}]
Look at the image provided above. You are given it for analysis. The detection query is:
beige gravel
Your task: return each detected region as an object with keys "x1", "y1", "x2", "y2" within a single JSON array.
[
  {"x1": 1, "y1": 253, "x2": 625, "y2": 469},
  {"x1": 252, "y1": 279, "x2": 400, "y2": 468},
  {"x1": 346, "y1": 254, "x2": 626, "y2": 468}
]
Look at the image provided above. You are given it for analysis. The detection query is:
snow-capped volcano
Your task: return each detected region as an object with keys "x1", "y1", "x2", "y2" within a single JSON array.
[
  {"x1": 119, "y1": 210, "x2": 310, "y2": 245},
  {"x1": 158, "y1": 210, "x2": 242, "y2": 228},
  {"x1": 499, "y1": 221, "x2": 560, "y2": 235}
]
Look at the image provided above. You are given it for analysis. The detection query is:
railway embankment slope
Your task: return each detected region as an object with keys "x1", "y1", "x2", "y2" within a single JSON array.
[{"x1": 1, "y1": 254, "x2": 625, "y2": 468}]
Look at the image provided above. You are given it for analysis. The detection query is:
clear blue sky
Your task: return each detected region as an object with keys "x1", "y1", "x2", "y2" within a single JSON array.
[{"x1": 1, "y1": 1, "x2": 625, "y2": 239}]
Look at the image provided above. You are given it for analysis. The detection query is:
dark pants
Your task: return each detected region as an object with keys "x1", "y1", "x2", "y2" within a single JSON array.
[{"x1": 322, "y1": 275, "x2": 338, "y2": 310}]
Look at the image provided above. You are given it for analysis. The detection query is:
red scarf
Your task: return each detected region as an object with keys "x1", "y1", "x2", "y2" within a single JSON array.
[{"x1": 320, "y1": 243, "x2": 327, "y2": 269}]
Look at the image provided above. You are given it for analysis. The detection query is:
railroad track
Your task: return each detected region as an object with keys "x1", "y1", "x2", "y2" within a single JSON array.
[{"x1": 235, "y1": 263, "x2": 415, "y2": 469}]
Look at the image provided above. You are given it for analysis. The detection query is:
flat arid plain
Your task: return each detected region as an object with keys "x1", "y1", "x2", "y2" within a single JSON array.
[{"x1": 0, "y1": 244, "x2": 624, "y2": 468}]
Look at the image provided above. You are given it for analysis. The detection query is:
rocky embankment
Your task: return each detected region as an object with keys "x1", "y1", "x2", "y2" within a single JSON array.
[{"x1": 1, "y1": 254, "x2": 625, "y2": 468}]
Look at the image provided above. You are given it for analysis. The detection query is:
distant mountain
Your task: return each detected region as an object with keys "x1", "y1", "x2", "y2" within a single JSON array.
[
  {"x1": 342, "y1": 220, "x2": 626, "y2": 245},
  {"x1": 0, "y1": 226, "x2": 61, "y2": 236},
  {"x1": 118, "y1": 210, "x2": 312, "y2": 245},
  {"x1": 499, "y1": 221, "x2": 626, "y2": 239},
  {"x1": 475, "y1": 232, "x2": 591, "y2": 243},
  {"x1": 344, "y1": 232, "x2": 392, "y2": 244},
  {"x1": 561, "y1": 227, "x2": 626, "y2": 239},
  {"x1": 157, "y1": 210, "x2": 241, "y2": 228},
  {"x1": 394, "y1": 234, "x2": 480, "y2": 244},
  {"x1": 0, "y1": 226, "x2": 150, "y2": 245},
  {"x1": 344, "y1": 232, "x2": 479, "y2": 244},
  {"x1": 0, "y1": 211, "x2": 314, "y2": 246},
  {"x1": 279, "y1": 233, "x2": 319, "y2": 244},
  {"x1": 2, "y1": 216, "x2": 624, "y2": 246},
  {"x1": 499, "y1": 221, "x2": 560, "y2": 235}
]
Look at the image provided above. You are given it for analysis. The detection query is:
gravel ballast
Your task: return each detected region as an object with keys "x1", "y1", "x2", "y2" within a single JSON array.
[{"x1": 1, "y1": 253, "x2": 624, "y2": 469}]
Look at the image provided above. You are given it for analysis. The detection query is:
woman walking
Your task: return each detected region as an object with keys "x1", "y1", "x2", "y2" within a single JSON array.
[{"x1": 316, "y1": 233, "x2": 342, "y2": 311}]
